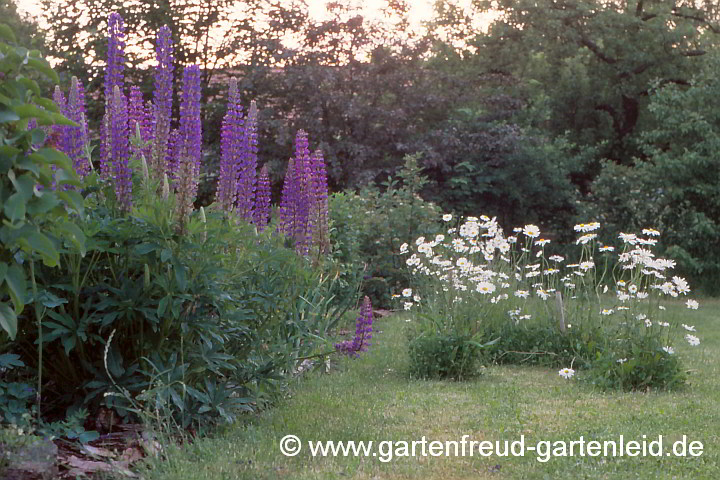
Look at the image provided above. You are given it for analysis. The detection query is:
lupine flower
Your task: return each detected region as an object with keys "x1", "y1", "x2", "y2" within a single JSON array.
[
  {"x1": 278, "y1": 158, "x2": 297, "y2": 234},
  {"x1": 310, "y1": 148, "x2": 329, "y2": 253},
  {"x1": 335, "y1": 296, "x2": 373, "y2": 357},
  {"x1": 104, "y1": 13, "x2": 125, "y2": 103},
  {"x1": 253, "y1": 164, "x2": 271, "y2": 231},
  {"x1": 165, "y1": 127, "x2": 180, "y2": 181},
  {"x1": 236, "y1": 100, "x2": 258, "y2": 221},
  {"x1": 278, "y1": 130, "x2": 329, "y2": 254},
  {"x1": 173, "y1": 65, "x2": 203, "y2": 229},
  {"x1": 109, "y1": 86, "x2": 132, "y2": 212},
  {"x1": 128, "y1": 86, "x2": 153, "y2": 160},
  {"x1": 67, "y1": 77, "x2": 91, "y2": 178},
  {"x1": 151, "y1": 25, "x2": 174, "y2": 177},
  {"x1": 100, "y1": 13, "x2": 126, "y2": 179},
  {"x1": 215, "y1": 77, "x2": 244, "y2": 214},
  {"x1": 291, "y1": 130, "x2": 312, "y2": 254},
  {"x1": 51, "y1": 79, "x2": 92, "y2": 182}
]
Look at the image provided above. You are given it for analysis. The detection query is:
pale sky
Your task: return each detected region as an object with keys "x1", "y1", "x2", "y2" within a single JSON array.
[
  {"x1": 15, "y1": 0, "x2": 492, "y2": 66},
  {"x1": 16, "y1": 0, "x2": 486, "y2": 31}
]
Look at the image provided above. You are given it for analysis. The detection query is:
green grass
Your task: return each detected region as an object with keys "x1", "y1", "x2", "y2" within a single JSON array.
[{"x1": 139, "y1": 300, "x2": 720, "y2": 479}]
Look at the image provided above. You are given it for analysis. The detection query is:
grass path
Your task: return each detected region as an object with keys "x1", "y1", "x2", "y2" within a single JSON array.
[{"x1": 141, "y1": 301, "x2": 720, "y2": 479}]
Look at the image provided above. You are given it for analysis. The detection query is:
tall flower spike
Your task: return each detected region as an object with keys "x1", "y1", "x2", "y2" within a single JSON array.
[
  {"x1": 278, "y1": 158, "x2": 297, "y2": 236},
  {"x1": 128, "y1": 86, "x2": 153, "y2": 160},
  {"x1": 254, "y1": 164, "x2": 271, "y2": 231},
  {"x1": 52, "y1": 86, "x2": 71, "y2": 155},
  {"x1": 67, "y1": 77, "x2": 91, "y2": 178},
  {"x1": 104, "y1": 13, "x2": 125, "y2": 105},
  {"x1": 101, "y1": 13, "x2": 126, "y2": 179},
  {"x1": 173, "y1": 65, "x2": 203, "y2": 231},
  {"x1": 236, "y1": 100, "x2": 258, "y2": 221},
  {"x1": 292, "y1": 130, "x2": 312, "y2": 254},
  {"x1": 152, "y1": 25, "x2": 174, "y2": 177},
  {"x1": 215, "y1": 77, "x2": 244, "y2": 214},
  {"x1": 335, "y1": 296, "x2": 373, "y2": 357},
  {"x1": 311, "y1": 149, "x2": 329, "y2": 253},
  {"x1": 110, "y1": 85, "x2": 132, "y2": 212}
]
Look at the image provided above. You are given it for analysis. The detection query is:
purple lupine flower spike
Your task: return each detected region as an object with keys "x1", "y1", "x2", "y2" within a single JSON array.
[
  {"x1": 152, "y1": 25, "x2": 174, "y2": 177},
  {"x1": 215, "y1": 77, "x2": 243, "y2": 214},
  {"x1": 68, "y1": 77, "x2": 91, "y2": 178},
  {"x1": 236, "y1": 100, "x2": 257, "y2": 221},
  {"x1": 52, "y1": 86, "x2": 71, "y2": 155},
  {"x1": 104, "y1": 13, "x2": 125, "y2": 103},
  {"x1": 278, "y1": 158, "x2": 296, "y2": 235},
  {"x1": 292, "y1": 130, "x2": 312, "y2": 254},
  {"x1": 128, "y1": 86, "x2": 154, "y2": 161},
  {"x1": 110, "y1": 86, "x2": 132, "y2": 212},
  {"x1": 311, "y1": 149, "x2": 330, "y2": 253},
  {"x1": 101, "y1": 13, "x2": 126, "y2": 180},
  {"x1": 335, "y1": 296, "x2": 374, "y2": 357},
  {"x1": 254, "y1": 164, "x2": 271, "y2": 231},
  {"x1": 173, "y1": 65, "x2": 203, "y2": 230}
]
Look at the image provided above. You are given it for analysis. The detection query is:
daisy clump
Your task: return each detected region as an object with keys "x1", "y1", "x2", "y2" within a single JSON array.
[{"x1": 398, "y1": 214, "x2": 701, "y2": 390}]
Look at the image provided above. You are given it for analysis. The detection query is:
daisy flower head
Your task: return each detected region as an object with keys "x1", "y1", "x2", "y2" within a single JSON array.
[
  {"x1": 576, "y1": 233, "x2": 597, "y2": 245},
  {"x1": 442, "y1": 213, "x2": 453, "y2": 222},
  {"x1": 579, "y1": 261, "x2": 595, "y2": 271},
  {"x1": 601, "y1": 308, "x2": 614, "y2": 316},
  {"x1": 435, "y1": 234, "x2": 445, "y2": 243},
  {"x1": 549, "y1": 255, "x2": 564, "y2": 263},
  {"x1": 617, "y1": 358, "x2": 627, "y2": 364},
  {"x1": 682, "y1": 324, "x2": 696, "y2": 332},
  {"x1": 402, "y1": 288, "x2": 413, "y2": 297},
  {"x1": 404, "y1": 302, "x2": 413, "y2": 311},
  {"x1": 400, "y1": 243, "x2": 409, "y2": 254},
  {"x1": 415, "y1": 236, "x2": 425, "y2": 246},
  {"x1": 685, "y1": 334, "x2": 700, "y2": 346},
  {"x1": 514, "y1": 290, "x2": 530, "y2": 298},
  {"x1": 642, "y1": 228, "x2": 660, "y2": 237},
  {"x1": 599, "y1": 245, "x2": 615, "y2": 252},
  {"x1": 523, "y1": 224, "x2": 540, "y2": 238},
  {"x1": 686, "y1": 299, "x2": 699, "y2": 310},
  {"x1": 476, "y1": 282, "x2": 496, "y2": 294},
  {"x1": 618, "y1": 232, "x2": 638, "y2": 245},
  {"x1": 536, "y1": 239, "x2": 551, "y2": 247},
  {"x1": 558, "y1": 368, "x2": 575, "y2": 379},
  {"x1": 662, "y1": 346, "x2": 674, "y2": 354}
]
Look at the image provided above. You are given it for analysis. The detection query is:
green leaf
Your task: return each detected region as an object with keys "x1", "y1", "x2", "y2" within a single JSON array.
[
  {"x1": 173, "y1": 261, "x2": 187, "y2": 291},
  {"x1": 0, "y1": 263, "x2": 6, "y2": 286},
  {"x1": 33, "y1": 148, "x2": 73, "y2": 171},
  {"x1": 4, "y1": 264, "x2": 26, "y2": 314},
  {"x1": 57, "y1": 190, "x2": 84, "y2": 214},
  {"x1": 0, "y1": 24, "x2": 17, "y2": 43},
  {"x1": 0, "y1": 107, "x2": 20, "y2": 123},
  {"x1": 4, "y1": 193, "x2": 26, "y2": 223},
  {"x1": 27, "y1": 192, "x2": 61, "y2": 215},
  {"x1": 57, "y1": 221, "x2": 86, "y2": 256},
  {"x1": 27, "y1": 231, "x2": 59, "y2": 266},
  {"x1": 0, "y1": 302, "x2": 17, "y2": 340},
  {"x1": 26, "y1": 57, "x2": 58, "y2": 83}
]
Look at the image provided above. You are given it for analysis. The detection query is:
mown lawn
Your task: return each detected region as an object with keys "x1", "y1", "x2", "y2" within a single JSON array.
[{"x1": 138, "y1": 300, "x2": 720, "y2": 479}]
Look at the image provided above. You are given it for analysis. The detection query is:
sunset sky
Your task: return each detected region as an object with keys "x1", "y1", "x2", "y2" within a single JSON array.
[{"x1": 16, "y1": 0, "x2": 485, "y2": 31}]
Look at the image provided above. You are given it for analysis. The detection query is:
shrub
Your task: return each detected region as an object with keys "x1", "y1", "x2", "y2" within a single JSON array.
[
  {"x1": 408, "y1": 333, "x2": 485, "y2": 380},
  {"x1": 329, "y1": 154, "x2": 442, "y2": 308}
]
